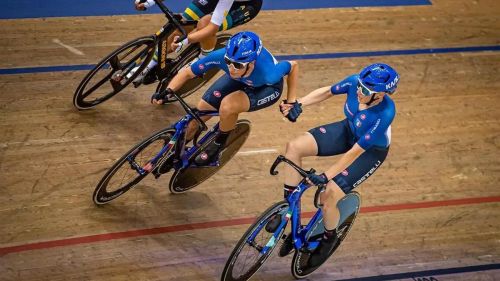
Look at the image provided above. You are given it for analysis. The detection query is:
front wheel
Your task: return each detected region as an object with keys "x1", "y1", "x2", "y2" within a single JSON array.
[
  {"x1": 221, "y1": 201, "x2": 290, "y2": 281},
  {"x1": 92, "y1": 127, "x2": 176, "y2": 205},
  {"x1": 74, "y1": 36, "x2": 156, "y2": 110}
]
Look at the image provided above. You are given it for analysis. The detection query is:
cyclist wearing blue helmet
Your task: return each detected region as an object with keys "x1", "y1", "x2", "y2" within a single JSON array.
[
  {"x1": 277, "y1": 63, "x2": 399, "y2": 266},
  {"x1": 152, "y1": 31, "x2": 300, "y2": 165}
]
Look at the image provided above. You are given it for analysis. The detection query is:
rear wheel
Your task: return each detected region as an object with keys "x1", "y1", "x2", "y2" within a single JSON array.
[
  {"x1": 168, "y1": 119, "x2": 250, "y2": 193},
  {"x1": 74, "y1": 36, "x2": 156, "y2": 110},
  {"x1": 92, "y1": 128, "x2": 176, "y2": 205},
  {"x1": 221, "y1": 201, "x2": 289, "y2": 281},
  {"x1": 291, "y1": 192, "x2": 361, "y2": 278}
]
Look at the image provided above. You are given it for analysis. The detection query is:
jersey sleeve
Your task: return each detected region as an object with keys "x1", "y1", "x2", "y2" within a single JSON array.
[
  {"x1": 330, "y1": 75, "x2": 357, "y2": 95},
  {"x1": 190, "y1": 49, "x2": 226, "y2": 76},
  {"x1": 265, "y1": 61, "x2": 291, "y2": 84},
  {"x1": 211, "y1": 0, "x2": 233, "y2": 26},
  {"x1": 357, "y1": 109, "x2": 395, "y2": 150}
]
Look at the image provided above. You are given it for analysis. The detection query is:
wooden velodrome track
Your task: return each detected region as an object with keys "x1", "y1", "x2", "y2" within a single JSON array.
[{"x1": 1, "y1": 0, "x2": 499, "y2": 280}]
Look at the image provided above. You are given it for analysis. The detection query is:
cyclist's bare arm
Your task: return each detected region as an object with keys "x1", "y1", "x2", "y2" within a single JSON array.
[{"x1": 167, "y1": 67, "x2": 197, "y2": 92}]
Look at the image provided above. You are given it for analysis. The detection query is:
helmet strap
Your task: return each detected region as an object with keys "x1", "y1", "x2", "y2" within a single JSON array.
[
  {"x1": 365, "y1": 93, "x2": 379, "y2": 106},
  {"x1": 241, "y1": 63, "x2": 250, "y2": 78}
]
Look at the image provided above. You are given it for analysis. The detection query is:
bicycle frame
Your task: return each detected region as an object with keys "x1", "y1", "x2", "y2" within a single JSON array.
[
  {"x1": 151, "y1": 0, "x2": 198, "y2": 79},
  {"x1": 251, "y1": 181, "x2": 324, "y2": 256},
  {"x1": 246, "y1": 155, "x2": 327, "y2": 256},
  {"x1": 126, "y1": 109, "x2": 220, "y2": 177}
]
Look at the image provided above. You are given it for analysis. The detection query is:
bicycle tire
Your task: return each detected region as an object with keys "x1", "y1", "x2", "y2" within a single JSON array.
[
  {"x1": 291, "y1": 192, "x2": 361, "y2": 279},
  {"x1": 92, "y1": 127, "x2": 176, "y2": 205},
  {"x1": 221, "y1": 201, "x2": 290, "y2": 281},
  {"x1": 74, "y1": 36, "x2": 156, "y2": 110},
  {"x1": 168, "y1": 119, "x2": 250, "y2": 193}
]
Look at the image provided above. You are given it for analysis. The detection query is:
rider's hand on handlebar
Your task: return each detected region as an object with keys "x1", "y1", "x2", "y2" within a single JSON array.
[
  {"x1": 171, "y1": 36, "x2": 189, "y2": 53},
  {"x1": 306, "y1": 172, "x2": 329, "y2": 186},
  {"x1": 151, "y1": 88, "x2": 174, "y2": 105}
]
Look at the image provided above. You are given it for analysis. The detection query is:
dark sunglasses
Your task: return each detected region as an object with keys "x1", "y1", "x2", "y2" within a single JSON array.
[{"x1": 224, "y1": 56, "x2": 248, "y2": 70}]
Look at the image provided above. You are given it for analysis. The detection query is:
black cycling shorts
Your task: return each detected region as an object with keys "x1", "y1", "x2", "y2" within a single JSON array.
[
  {"x1": 202, "y1": 74, "x2": 283, "y2": 112},
  {"x1": 308, "y1": 119, "x2": 389, "y2": 193}
]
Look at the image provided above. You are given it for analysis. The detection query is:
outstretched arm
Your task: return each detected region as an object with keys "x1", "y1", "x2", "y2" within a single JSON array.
[
  {"x1": 279, "y1": 85, "x2": 332, "y2": 118},
  {"x1": 167, "y1": 67, "x2": 197, "y2": 92},
  {"x1": 298, "y1": 86, "x2": 333, "y2": 107},
  {"x1": 152, "y1": 66, "x2": 197, "y2": 104},
  {"x1": 285, "y1": 61, "x2": 299, "y2": 102}
]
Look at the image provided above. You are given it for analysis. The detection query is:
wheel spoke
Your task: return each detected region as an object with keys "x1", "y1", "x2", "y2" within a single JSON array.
[
  {"x1": 109, "y1": 55, "x2": 122, "y2": 71},
  {"x1": 93, "y1": 129, "x2": 174, "y2": 204},
  {"x1": 81, "y1": 70, "x2": 115, "y2": 99},
  {"x1": 74, "y1": 38, "x2": 155, "y2": 109}
]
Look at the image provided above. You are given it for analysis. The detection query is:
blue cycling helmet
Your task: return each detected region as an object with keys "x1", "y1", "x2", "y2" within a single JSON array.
[
  {"x1": 359, "y1": 63, "x2": 400, "y2": 94},
  {"x1": 225, "y1": 31, "x2": 263, "y2": 63}
]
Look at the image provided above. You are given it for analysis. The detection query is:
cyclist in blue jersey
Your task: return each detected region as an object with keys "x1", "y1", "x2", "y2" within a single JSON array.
[
  {"x1": 131, "y1": 0, "x2": 263, "y2": 84},
  {"x1": 151, "y1": 31, "x2": 300, "y2": 165},
  {"x1": 277, "y1": 63, "x2": 399, "y2": 267}
]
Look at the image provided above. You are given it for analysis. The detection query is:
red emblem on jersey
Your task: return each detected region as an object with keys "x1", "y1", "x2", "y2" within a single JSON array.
[
  {"x1": 342, "y1": 170, "x2": 349, "y2": 176},
  {"x1": 198, "y1": 64, "x2": 205, "y2": 70},
  {"x1": 319, "y1": 127, "x2": 326, "y2": 133},
  {"x1": 213, "y1": 91, "x2": 221, "y2": 98},
  {"x1": 360, "y1": 114, "x2": 366, "y2": 120},
  {"x1": 364, "y1": 134, "x2": 370, "y2": 140}
]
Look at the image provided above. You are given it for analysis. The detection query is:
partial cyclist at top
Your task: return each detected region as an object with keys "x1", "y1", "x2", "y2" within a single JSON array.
[{"x1": 131, "y1": 0, "x2": 263, "y2": 85}]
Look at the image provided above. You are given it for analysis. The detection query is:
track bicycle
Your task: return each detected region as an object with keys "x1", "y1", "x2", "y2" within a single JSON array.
[
  {"x1": 74, "y1": 0, "x2": 230, "y2": 109},
  {"x1": 221, "y1": 155, "x2": 361, "y2": 280},
  {"x1": 92, "y1": 90, "x2": 251, "y2": 204}
]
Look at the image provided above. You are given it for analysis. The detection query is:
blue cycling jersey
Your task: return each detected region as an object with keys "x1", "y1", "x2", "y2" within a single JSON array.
[
  {"x1": 190, "y1": 48, "x2": 291, "y2": 87},
  {"x1": 330, "y1": 74, "x2": 396, "y2": 150}
]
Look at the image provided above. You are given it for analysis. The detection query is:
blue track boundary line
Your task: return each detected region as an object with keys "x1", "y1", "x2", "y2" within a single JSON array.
[
  {"x1": 1, "y1": 0, "x2": 431, "y2": 19},
  {"x1": 337, "y1": 263, "x2": 500, "y2": 281},
  {"x1": 1, "y1": 45, "x2": 499, "y2": 76}
]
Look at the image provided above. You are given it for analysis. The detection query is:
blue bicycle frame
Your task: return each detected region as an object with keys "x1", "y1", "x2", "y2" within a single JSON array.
[
  {"x1": 127, "y1": 110, "x2": 220, "y2": 176},
  {"x1": 246, "y1": 155, "x2": 328, "y2": 256},
  {"x1": 251, "y1": 181, "x2": 324, "y2": 256}
]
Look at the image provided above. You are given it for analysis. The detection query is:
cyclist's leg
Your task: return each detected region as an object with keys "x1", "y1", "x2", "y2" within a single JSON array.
[
  {"x1": 185, "y1": 99, "x2": 216, "y2": 142},
  {"x1": 310, "y1": 145, "x2": 389, "y2": 265},
  {"x1": 192, "y1": 74, "x2": 247, "y2": 164},
  {"x1": 325, "y1": 145, "x2": 390, "y2": 227},
  {"x1": 285, "y1": 119, "x2": 353, "y2": 189},
  {"x1": 284, "y1": 133, "x2": 318, "y2": 187},
  {"x1": 182, "y1": 0, "x2": 217, "y2": 53},
  {"x1": 194, "y1": 0, "x2": 263, "y2": 52}
]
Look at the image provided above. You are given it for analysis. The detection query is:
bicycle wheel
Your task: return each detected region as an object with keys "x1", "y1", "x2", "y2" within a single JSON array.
[
  {"x1": 291, "y1": 192, "x2": 361, "y2": 278},
  {"x1": 160, "y1": 33, "x2": 232, "y2": 103},
  {"x1": 168, "y1": 119, "x2": 250, "y2": 193},
  {"x1": 221, "y1": 201, "x2": 290, "y2": 281},
  {"x1": 92, "y1": 127, "x2": 176, "y2": 205},
  {"x1": 74, "y1": 36, "x2": 156, "y2": 110}
]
